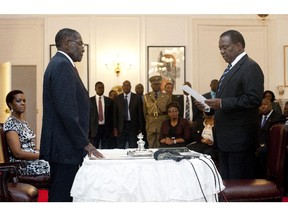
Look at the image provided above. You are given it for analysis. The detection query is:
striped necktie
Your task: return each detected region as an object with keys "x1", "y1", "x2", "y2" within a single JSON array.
[
  {"x1": 217, "y1": 64, "x2": 232, "y2": 93},
  {"x1": 185, "y1": 96, "x2": 190, "y2": 120}
]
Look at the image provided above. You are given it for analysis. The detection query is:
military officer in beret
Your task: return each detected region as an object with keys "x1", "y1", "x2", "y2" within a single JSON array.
[{"x1": 143, "y1": 75, "x2": 171, "y2": 148}]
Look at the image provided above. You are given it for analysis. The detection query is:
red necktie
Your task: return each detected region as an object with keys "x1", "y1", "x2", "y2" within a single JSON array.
[{"x1": 98, "y1": 97, "x2": 103, "y2": 122}]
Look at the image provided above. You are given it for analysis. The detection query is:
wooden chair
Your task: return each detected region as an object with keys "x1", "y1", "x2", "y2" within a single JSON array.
[
  {"x1": 0, "y1": 163, "x2": 38, "y2": 202},
  {"x1": 0, "y1": 123, "x2": 50, "y2": 189},
  {"x1": 220, "y1": 123, "x2": 288, "y2": 202}
]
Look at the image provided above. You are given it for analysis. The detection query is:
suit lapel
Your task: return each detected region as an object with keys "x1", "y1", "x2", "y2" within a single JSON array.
[
  {"x1": 130, "y1": 93, "x2": 135, "y2": 110},
  {"x1": 217, "y1": 54, "x2": 248, "y2": 96}
]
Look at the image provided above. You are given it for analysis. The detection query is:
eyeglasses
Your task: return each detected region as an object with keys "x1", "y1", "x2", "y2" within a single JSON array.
[
  {"x1": 168, "y1": 109, "x2": 178, "y2": 113},
  {"x1": 70, "y1": 40, "x2": 85, "y2": 48}
]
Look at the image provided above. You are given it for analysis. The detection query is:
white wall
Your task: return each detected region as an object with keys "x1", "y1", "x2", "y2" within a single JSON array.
[
  {"x1": 1, "y1": 14, "x2": 288, "y2": 141},
  {"x1": 0, "y1": 17, "x2": 43, "y2": 145}
]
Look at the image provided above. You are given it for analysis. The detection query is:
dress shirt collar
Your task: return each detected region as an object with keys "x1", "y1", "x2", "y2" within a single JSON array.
[
  {"x1": 96, "y1": 94, "x2": 104, "y2": 101},
  {"x1": 230, "y1": 52, "x2": 246, "y2": 69},
  {"x1": 263, "y1": 110, "x2": 273, "y2": 119},
  {"x1": 58, "y1": 51, "x2": 75, "y2": 67},
  {"x1": 184, "y1": 95, "x2": 190, "y2": 100},
  {"x1": 124, "y1": 92, "x2": 131, "y2": 99}
]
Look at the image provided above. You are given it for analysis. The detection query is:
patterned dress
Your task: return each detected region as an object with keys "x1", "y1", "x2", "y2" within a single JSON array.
[{"x1": 3, "y1": 116, "x2": 50, "y2": 176}]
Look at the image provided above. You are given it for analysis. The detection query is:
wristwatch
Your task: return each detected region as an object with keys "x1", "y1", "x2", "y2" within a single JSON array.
[{"x1": 173, "y1": 139, "x2": 177, "y2": 144}]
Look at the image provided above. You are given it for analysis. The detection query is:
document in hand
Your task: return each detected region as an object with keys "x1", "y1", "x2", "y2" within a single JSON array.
[{"x1": 180, "y1": 85, "x2": 210, "y2": 112}]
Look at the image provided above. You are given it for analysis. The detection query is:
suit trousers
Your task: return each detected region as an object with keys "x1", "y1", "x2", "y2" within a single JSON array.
[
  {"x1": 218, "y1": 150, "x2": 254, "y2": 179},
  {"x1": 92, "y1": 125, "x2": 110, "y2": 149},
  {"x1": 117, "y1": 121, "x2": 138, "y2": 149},
  {"x1": 48, "y1": 162, "x2": 79, "y2": 202}
]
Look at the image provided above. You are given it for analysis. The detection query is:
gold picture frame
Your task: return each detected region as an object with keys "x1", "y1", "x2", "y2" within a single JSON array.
[
  {"x1": 284, "y1": 45, "x2": 288, "y2": 87},
  {"x1": 147, "y1": 46, "x2": 186, "y2": 94}
]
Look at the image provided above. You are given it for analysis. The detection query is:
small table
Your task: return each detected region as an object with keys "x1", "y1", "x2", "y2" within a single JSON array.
[{"x1": 70, "y1": 149, "x2": 224, "y2": 202}]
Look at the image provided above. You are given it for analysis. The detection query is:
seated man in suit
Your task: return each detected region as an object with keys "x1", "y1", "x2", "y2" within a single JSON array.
[
  {"x1": 263, "y1": 90, "x2": 283, "y2": 115},
  {"x1": 203, "y1": 79, "x2": 219, "y2": 99},
  {"x1": 255, "y1": 98, "x2": 283, "y2": 178}
]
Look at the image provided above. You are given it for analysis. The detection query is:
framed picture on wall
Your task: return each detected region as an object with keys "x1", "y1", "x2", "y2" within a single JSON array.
[
  {"x1": 284, "y1": 45, "x2": 288, "y2": 87},
  {"x1": 147, "y1": 46, "x2": 185, "y2": 94},
  {"x1": 49, "y1": 44, "x2": 90, "y2": 93}
]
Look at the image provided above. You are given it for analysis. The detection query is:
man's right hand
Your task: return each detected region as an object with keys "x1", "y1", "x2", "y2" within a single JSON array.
[
  {"x1": 194, "y1": 100, "x2": 206, "y2": 111},
  {"x1": 84, "y1": 143, "x2": 104, "y2": 158}
]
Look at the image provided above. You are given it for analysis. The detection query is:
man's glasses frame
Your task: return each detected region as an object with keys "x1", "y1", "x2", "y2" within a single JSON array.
[{"x1": 70, "y1": 40, "x2": 85, "y2": 48}]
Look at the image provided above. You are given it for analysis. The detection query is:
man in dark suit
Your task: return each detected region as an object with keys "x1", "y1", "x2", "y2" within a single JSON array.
[
  {"x1": 255, "y1": 98, "x2": 283, "y2": 178},
  {"x1": 198, "y1": 30, "x2": 264, "y2": 179},
  {"x1": 173, "y1": 81, "x2": 202, "y2": 135},
  {"x1": 40, "y1": 28, "x2": 103, "y2": 202},
  {"x1": 203, "y1": 79, "x2": 219, "y2": 99},
  {"x1": 89, "y1": 81, "x2": 114, "y2": 149},
  {"x1": 114, "y1": 80, "x2": 144, "y2": 149}
]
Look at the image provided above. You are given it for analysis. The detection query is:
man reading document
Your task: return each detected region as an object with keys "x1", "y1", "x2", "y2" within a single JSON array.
[{"x1": 193, "y1": 30, "x2": 264, "y2": 180}]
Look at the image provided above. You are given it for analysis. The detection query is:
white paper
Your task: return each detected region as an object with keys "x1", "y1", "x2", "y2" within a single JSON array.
[{"x1": 180, "y1": 85, "x2": 210, "y2": 112}]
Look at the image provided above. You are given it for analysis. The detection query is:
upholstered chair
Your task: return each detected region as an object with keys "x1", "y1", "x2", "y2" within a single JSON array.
[{"x1": 220, "y1": 123, "x2": 288, "y2": 202}]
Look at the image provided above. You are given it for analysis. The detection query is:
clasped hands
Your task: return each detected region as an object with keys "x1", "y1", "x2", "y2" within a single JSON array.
[
  {"x1": 160, "y1": 137, "x2": 175, "y2": 145},
  {"x1": 201, "y1": 138, "x2": 214, "y2": 145}
]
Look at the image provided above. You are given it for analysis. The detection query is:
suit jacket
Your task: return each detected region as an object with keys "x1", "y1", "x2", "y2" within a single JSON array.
[
  {"x1": 114, "y1": 92, "x2": 144, "y2": 135},
  {"x1": 257, "y1": 110, "x2": 283, "y2": 146},
  {"x1": 214, "y1": 54, "x2": 264, "y2": 152},
  {"x1": 203, "y1": 91, "x2": 213, "y2": 99},
  {"x1": 172, "y1": 94, "x2": 202, "y2": 124},
  {"x1": 89, "y1": 95, "x2": 114, "y2": 138},
  {"x1": 40, "y1": 52, "x2": 90, "y2": 165}
]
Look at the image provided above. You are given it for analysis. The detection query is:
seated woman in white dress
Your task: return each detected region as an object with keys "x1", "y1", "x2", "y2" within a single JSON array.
[{"x1": 3, "y1": 90, "x2": 50, "y2": 176}]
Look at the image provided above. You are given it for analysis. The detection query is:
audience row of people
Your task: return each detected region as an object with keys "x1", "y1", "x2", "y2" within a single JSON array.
[{"x1": 2, "y1": 81, "x2": 288, "y2": 178}]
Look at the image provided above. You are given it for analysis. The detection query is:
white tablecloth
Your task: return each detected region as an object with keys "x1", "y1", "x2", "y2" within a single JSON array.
[{"x1": 70, "y1": 149, "x2": 224, "y2": 202}]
